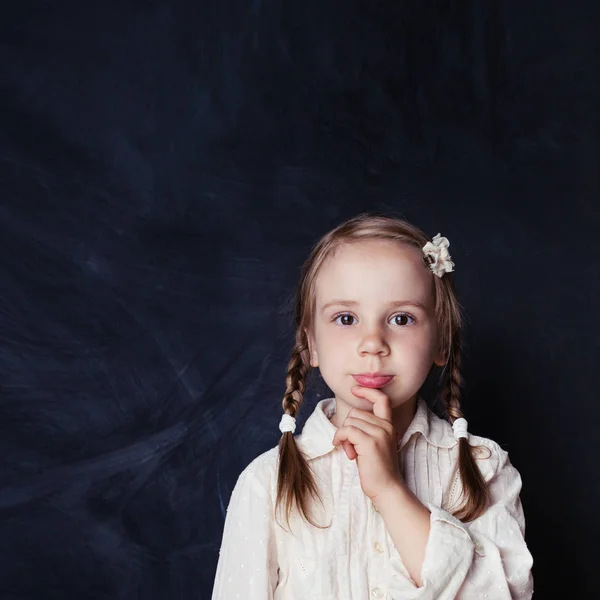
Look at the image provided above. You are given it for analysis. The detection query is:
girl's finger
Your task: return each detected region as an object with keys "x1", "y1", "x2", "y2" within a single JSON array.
[
  {"x1": 351, "y1": 386, "x2": 393, "y2": 423},
  {"x1": 342, "y1": 440, "x2": 357, "y2": 460},
  {"x1": 342, "y1": 416, "x2": 385, "y2": 439},
  {"x1": 333, "y1": 425, "x2": 370, "y2": 450},
  {"x1": 344, "y1": 411, "x2": 395, "y2": 436}
]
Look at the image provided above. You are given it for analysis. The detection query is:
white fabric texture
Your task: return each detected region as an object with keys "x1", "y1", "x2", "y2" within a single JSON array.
[{"x1": 211, "y1": 396, "x2": 534, "y2": 600}]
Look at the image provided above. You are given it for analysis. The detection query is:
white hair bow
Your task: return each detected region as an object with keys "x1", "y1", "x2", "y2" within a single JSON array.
[{"x1": 422, "y1": 233, "x2": 455, "y2": 278}]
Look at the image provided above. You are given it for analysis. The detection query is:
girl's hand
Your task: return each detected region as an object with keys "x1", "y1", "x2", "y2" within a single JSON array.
[{"x1": 332, "y1": 386, "x2": 403, "y2": 500}]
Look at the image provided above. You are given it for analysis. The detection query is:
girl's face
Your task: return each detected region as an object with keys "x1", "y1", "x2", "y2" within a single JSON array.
[{"x1": 305, "y1": 239, "x2": 445, "y2": 426}]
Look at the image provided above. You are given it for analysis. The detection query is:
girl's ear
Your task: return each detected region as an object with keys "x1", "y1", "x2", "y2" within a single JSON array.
[
  {"x1": 433, "y1": 353, "x2": 446, "y2": 367},
  {"x1": 432, "y1": 340, "x2": 447, "y2": 367},
  {"x1": 304, "y1": 327, "x2": 319, "y2": 367}
]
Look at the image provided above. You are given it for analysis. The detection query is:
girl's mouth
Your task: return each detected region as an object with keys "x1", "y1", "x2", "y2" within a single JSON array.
[{"x1": 352, "y1": 374, "x2": 395, "y2": 388}]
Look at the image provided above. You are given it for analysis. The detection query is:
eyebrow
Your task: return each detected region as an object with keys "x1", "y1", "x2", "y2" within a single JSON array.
[{"x1": 320, "y1": 299, "x2": 429, "y2": 312}]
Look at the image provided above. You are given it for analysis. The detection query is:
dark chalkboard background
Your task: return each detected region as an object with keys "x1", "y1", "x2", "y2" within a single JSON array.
[{"x1": 1, "y1": 1, "x2": 597, "y2": 598}]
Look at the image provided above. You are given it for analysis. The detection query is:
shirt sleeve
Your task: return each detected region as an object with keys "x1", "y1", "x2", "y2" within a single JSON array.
[
  {"x1": 211, "y1": 463, "x2": 279, "y2": 600},
  {"x1": 387, "y1": 444, "x2": 534, "y2": 600}
]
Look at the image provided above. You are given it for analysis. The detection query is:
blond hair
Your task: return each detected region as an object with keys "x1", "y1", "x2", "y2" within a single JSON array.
[{"x1": 276, "y1": 212, "x2": 490, "y2": 529}]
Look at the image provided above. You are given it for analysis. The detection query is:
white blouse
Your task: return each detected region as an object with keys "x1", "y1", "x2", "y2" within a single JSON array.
[{"x1": 211, "y1": 396, "x2": 534, "y2": 599}]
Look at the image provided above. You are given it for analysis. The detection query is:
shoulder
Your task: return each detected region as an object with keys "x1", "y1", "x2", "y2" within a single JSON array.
[
  {"x1": 429, "y1": 408, "x2": 516, "y2": 480},
  {"x1": 465, "y1": 431, "x2": 518, "y2": 483},
  {"x1": 245, "y1": 444, "x2": 280, "y2": 475},
  {"x1": 233, "y1": 444, "x2": 280, "y2": 496},
  {"x1": 428, "y1": 407, "x2": 513, "y2": 472}
]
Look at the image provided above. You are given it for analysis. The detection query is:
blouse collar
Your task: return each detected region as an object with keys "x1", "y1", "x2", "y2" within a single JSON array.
[{"x1": 295, "y1": 395, "x2": 458, "y2": 461}]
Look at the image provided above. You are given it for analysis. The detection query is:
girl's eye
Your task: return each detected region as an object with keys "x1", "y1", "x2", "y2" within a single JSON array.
[
  {"x1": 334, "y1": 313, "x2": 356, "y2": 326},
  {"x1": 332, "y1": 313, "x2": 415, "y2": 327},
  {"x1": 392, "y1": 313, "x2": 415, "y2": 326}
]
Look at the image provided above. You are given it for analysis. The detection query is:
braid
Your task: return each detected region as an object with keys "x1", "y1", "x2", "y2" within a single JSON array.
[
  {"x1": 442, "y1": 329, "x2": 491, "y2": 522},
  {"x1": 443, "y1": 329, "x2": 464, "y2": 424},
  {"x1": 275, "y1": 328, "x2": 327, "y2": 530},
  {"x1": 282, "y1": 330, "x2": 310, "y2": 418}
]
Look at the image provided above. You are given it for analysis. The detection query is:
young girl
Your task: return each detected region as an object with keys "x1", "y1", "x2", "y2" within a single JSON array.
[{"x1": 211, "y1": 213, "x2": 534, "y2": 600}]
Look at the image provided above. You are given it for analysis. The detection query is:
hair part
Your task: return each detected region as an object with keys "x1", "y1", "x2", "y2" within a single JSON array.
[{"x1": 276, "y1": 212, "x2": 490, "y2": 529}]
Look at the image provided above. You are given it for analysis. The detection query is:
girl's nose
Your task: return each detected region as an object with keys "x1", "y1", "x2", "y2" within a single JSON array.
[{"x1": 358, "y1": 331, "x2": 390, "y2": 356}]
